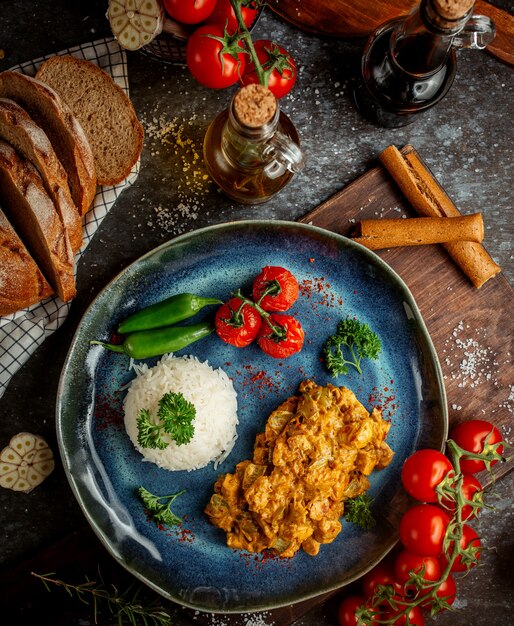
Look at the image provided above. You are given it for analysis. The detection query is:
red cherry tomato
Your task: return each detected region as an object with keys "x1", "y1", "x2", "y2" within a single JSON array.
[
  {"x1": 441, "y1": 473, "x2": 483, "y2": 520},
  {"x1": 257, "y1": 313, "x2": 304, "y2": 358},
  {"x1": 241, "y1": 39, "x2": 297, "y2": 98},
  {"x1": 439, "y1": 523, "x2": 481, "y2": 572},
  {"x1": 421, "y1": 573, "x2": 457, "y2": 610},
  {"x1": 449, "y1": 420, "x2": 503, "y2": 474},
  {"x1": 210, "y1": 0, "x2": 259, "y2": 34},
  {"x1": 163, "y1": 0, "x2": 216, "y2": 24},
  {"x1": 215, "y1": 297, "x2": 261, "y2": 347},
  {"x1": 252, "y1": 266, "x2": 299, "y2": 312},
  {"x1": 401, "y1": 449, "x2": 454, "y2": 503},
  {"x1": 394, "y1": 549, "x2": 441, "y2": 596},
  {"x1": 361, "y1": 561, "x2": 398, "y2": 599},
  {"x1": 382, "y1": 602, "x2": 425, "y2": 626},
  {"x1": 338, "y1": 595, "x2": 380, "y2": 626},
  {"x1": 399, "y1": 504, "x2": 450, "y2": 557},
  {"x1": 186, "y1": 24, "x2": 245, "y2": 89}
]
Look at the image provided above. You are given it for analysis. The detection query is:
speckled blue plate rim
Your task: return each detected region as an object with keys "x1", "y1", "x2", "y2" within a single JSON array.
[{"x1": 56, "y1": 219, "x2": 448, "y2": 614}]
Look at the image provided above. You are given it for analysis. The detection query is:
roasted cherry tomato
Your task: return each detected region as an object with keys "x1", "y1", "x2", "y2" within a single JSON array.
[
  {"x1": 439, "y1": 523, "x2": 481, "y2": 572},
  {"x1": 215, "y1": 297, "x2": 261, "y2": 347},
  {"x1": 449, "y1": 420, "x2": 504, "y2": 474},
  {"x1": 441, "y1": 473, "x2": 483, "y2": 520},
  {"x1": 338, "y1": 595, "x2": 380, "y2": 626},
  {"x1": 361, "y1": 560, "x2": 399, "y2": 599},
  {"x1": 241, "y1": 39, "x2": 297, "y2": 98},
  {"x1": 252, "y1": 266, "x2": 299, "y2": 312},
  {"x1": 394, "y1": 549, "x2": 441, "y2": 596},
  {"x1": 210, "y1": 0, "x2": 259, "y2": 34},
  {"x1": 163, "y1": 0, "x2": 216, "y2": 24},
  {"x1": 401, "y1": 449, "x2": 454, "y2": 503},
  {"x1": 399, "y1": 504, "x2": 449, "y2": 557},
  {"x1": 257, "y1": 313, "x2": 304, "y2": 358},
  {"x1": 186, "y1": 24, "x2": 245, "y2": 89},
  {"x1": 381, "y1": 602, "x2": 425, "y2": 626}
]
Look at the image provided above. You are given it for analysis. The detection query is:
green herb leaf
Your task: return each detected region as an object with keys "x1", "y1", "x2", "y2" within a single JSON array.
[
  {"x1": 136, "y1": 391, "x2": 196, "y2": 449},
  {"x1": 323, "y1": 318, "x2": 381, "y2": 377},
  {"x1": 138, "y1": 486, "x2": 185, "y2": 527},
  {"x1": 344, "y1": 494, "x2": 376, "y2": 530},
  {"x1": 158, "y1": 392, "x2": 195, "y2": 446},
  {"x1": 137, "y1": 408, "x2": 168, "y2": 450}
]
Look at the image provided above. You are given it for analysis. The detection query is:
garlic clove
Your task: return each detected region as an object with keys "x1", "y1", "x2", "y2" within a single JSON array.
[
  {"x1": 108, "y1": 0, "x2": 164, "y2": 51},
  {"x1": 0, "y1": 433, "x2": 55, "y2": 493}
]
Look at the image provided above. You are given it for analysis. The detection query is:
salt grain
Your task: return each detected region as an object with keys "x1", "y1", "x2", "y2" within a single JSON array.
[{"x1": 141, "y1": 107, "x2": 212, "y2": 234}]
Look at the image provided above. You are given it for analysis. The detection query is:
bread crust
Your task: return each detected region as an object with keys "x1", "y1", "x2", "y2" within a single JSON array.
[
  {"x1": 0, "y1": 98, "x2": 82, "y2": 252},
  {"x1": 0, "y1": 140, "x2": 76, "y2": 302},
  {"x1": 36, "y1": 55, "x2": 144, "y2": 185},
  {"x1": 0, "y1": 71, "x2": 97, "y2": 215},
  {"x1": 0, "y1": 204, "x2": 53, "y2": 315}
]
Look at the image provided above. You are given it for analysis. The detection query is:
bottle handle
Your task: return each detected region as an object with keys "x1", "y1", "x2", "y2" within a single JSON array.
[
  {"x1": 263, "y1": 131, "x2": 306, "y2": 179},
  {"x1": 452, "y1": 15, "x2": 496, "y2": 50}
]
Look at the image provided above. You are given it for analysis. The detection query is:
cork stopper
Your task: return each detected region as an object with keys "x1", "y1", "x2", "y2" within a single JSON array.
[
  {"x1": 233, "y1": 84, "x2": 277, "y2": 128},
  {"x1": 432, "y1": 0, "x2": 474, "y2": 20}
]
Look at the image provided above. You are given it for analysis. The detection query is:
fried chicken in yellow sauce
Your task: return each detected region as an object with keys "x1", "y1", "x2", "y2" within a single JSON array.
[{"x1": 205, "y1": 380, "x2": 394, "y2": 557}]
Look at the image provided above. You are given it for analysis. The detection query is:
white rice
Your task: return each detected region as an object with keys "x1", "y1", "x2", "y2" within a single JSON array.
[{"x1": 124, "y1": 354, "x2": 238, "y2": 471}]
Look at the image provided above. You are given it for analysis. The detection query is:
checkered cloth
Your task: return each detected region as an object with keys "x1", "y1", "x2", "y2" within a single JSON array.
[{"x1": 0, "y1": 37, "x2": 140, "y2": 399}]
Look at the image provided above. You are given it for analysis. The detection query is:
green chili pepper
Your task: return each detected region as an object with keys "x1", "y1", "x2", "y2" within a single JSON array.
[
  {"x1": 117, "y1": 293, "x2": 222, "y2": 334},
  {"x1": 91, "y1": 321, "x2": 214, "y2": 359}
]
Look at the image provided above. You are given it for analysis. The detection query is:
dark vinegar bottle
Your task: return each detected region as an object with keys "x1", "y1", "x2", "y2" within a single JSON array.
[{"x1": 353, "y1": 0, "x2": 496, "y2": 127}]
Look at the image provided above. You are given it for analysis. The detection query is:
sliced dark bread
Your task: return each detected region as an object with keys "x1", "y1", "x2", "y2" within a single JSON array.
[
  {"x1": 0, "y1": 140, "x2": 76, "y2": 303},
  {"x1": 0, "y1": 71, "x2": 97, "y2": 215},
  {"x1": 36, "y1": 55, "x2": 144, "y2": 185},
  {"x1": 0, "y1": 204, "x2": 53, "y2": 315},
  {"x1": 0, "y1": 98, "x2": 82, "y2": 252}
]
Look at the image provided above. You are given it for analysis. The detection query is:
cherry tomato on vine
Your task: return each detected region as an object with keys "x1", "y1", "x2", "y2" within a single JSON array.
[
  {"x1": 215, "y1": 297, "x2": 261, "y2": 347},
  {"x1": 361, "y1": 560, "x2": 399, "y2": 599},
  {"x1": 421, "y1": 573, "x2": 457, "y2": 610},
  {"x1": 241, "y1": 39, "x2": 297, "y2": 98},
  {"x1": 338, "y1": 595, "x2": 380, "y2": 626},
  {"x1": 257, "y1": 313, "x2": 304, "y2": 358},
  {"x1": 394, "y1": 549, "x2": 441, "y2": 596},
  {"x1": 399, "y1": 504, "x2": 450, "y2": 557},
  {"x1": 381, "y1": 603, "x2": 425, "y2": 626},
  {"x1": 163, "y1": 0, "x2": 216, "y2": 24},
  {"x1": 439, "y1": 523, "x2": 481, "y2": 572},
  {"x1": 449, "y1": 420, "x2": 504, "y2": 474},
  {"x1": 441, "y1": 473, "x2": 483, "y2": 520},
  {"x1": 210, "y1": 0, "x2": 259, "y2": 34},
  {"x1": 401, "y1": 449, "x2": 454, "y2": 503},
  {"x1": 186, "y1": 24, "x2": 246, "y2": 89},
  {"x1": 252, "y1": 266, "x2": 299, "y2": 312}
]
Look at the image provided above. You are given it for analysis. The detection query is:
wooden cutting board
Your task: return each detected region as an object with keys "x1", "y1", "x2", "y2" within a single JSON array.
[
  {"x1": 2, "y1": 149, "x2": 512, "y2": 626},
  {"x1": 268, "y1": 0, "x2": 514, "y2": 66}
]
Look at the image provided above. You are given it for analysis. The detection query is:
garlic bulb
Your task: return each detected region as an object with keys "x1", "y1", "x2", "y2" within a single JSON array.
[
  {"x1": 0, "y1": 433, "x2": 55, "y2": 492},
  {"x1": 108, "y1": 0, "x2": 164, "y2": 51}
]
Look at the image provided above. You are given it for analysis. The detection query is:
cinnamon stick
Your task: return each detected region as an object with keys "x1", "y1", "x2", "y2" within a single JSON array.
[
  {"x1": 352, "y1": 214, "x2": 484, "y2": 250},
  {"x1": 379, "y1": 145, "x2": 501, "y2": 288}
]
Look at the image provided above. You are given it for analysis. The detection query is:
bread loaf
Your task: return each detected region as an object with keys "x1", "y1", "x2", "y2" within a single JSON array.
[
  {"x1": 0, "y1": 71, "x2": 97, "y2": 216},
  {"x1": 36, "y1": 55, "x2": 144, "y2": 185},
  {"x1": 0, "y1": 98, "x2": 82, "y2": 252},
  {"x1": 0, "y1": 204, "x2": 53, "y2": 315},
  {"x1": 0, "y1": 140, "x2": 76, "y2": 302}
]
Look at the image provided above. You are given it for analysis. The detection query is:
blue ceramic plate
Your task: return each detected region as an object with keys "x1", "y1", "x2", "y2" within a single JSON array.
[{"x1": 57, "y1": 220, "x2": 447, "y2": 613}]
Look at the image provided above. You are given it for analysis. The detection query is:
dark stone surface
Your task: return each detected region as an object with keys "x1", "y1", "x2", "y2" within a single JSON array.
[{"x1": 0, "y1": 1, "x2": 512, "y2": 624}]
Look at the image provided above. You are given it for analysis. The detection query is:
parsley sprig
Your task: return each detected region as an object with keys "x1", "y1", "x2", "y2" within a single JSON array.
[
  {"x1": 138, "y1": 486, "x2": 185, "y2": 527},
  {"x1": 323, "y1": 318, "x2": 382, "y2": 376},
  {"x1": 137, "y1": 391, "x2": 195, "y2": 449},
  {"x1": 344, "y1": 494, "x2": 376, "y2": 530}
]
